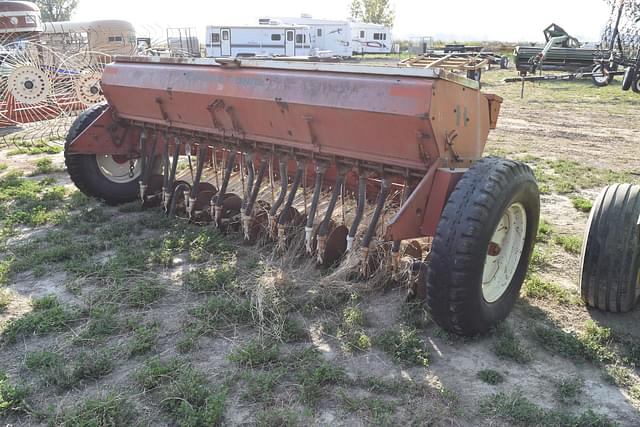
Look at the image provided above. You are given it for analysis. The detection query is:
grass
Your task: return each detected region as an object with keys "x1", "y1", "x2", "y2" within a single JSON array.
[
  {"x1": 493, "y1": 325, "x2": 532, "y2": 364},
  {"x1": 189, "y1": 294, "x2": 253, "y2": 335},
  {"x1": 603, "y1": 365, "x2": 640, "y2": 401},
  {"x1": 183, "y1": 265, "x2": 236, "y2": 293},
  {"x1": 25, "y1": 349, "x2": 114, "y2": 390},
  {"x1": 2, "y1": 295, "x2": 80, "y2": 343},
  {"x1": 375, "y1": 327, "x2": 430, "y2": 367},
  {"x1": 128, "y1": 322, "x2": 159, "y2": 356},
  {"x1": 533, "y1": 158, "x2": 631, "y2": 195},
  {"x1": 339, "y1": 391, "x2": 396, "y2": 425},
  {"x1": 536, "y1": 218, "x2": 554, "y2": 242},
  {"x1": 480, "y1": 392, "x2": 615, "y2": 426},
  {"x1": 554, "y1": 235, "x2": 582, "y2": 254},
  {"x1": 228, "y1": 339, "x2": 280, "y2": 368},
  {"x1": 553, "y1": 376, "x2": 584, "y2": 404},
  {"x1": 29, "y1": 158, "x2": 62, "y2": 176},
  {"x1": 0, "y1": 370, "x2": 30, "y2": 417},
  {"x1": 521, "y1": 275, "x2": 581, "y2": 306},
  {"x1": 533, "y1": 320, "x2": 615, "y2": 364},
  {"x1": 478, "y1": 369, "x2": 504, "y2": 385},
  {"x1": 135, "y1": 358, "x2": 226, "y2": 426},
  {"x1": 256, "y1": 408, "x2": 299, "y2": 426},
  {"x1": 0, "y1": 289, "x2": 11, "y2": 312},
  {"x1": 241, "y1": 368, "x2": 287, "y2": 403},
  {"x1": 52, "y1": 392, "x2": 137, "y2": 426},
  {"x1": 6, "y1": 139, "x2": 63, "y2": 156},
  {"x1": 571, "y1": 196, "x2": 593, "y2": 213}
]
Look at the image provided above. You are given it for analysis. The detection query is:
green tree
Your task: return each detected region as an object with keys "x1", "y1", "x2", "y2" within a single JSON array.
[
  {"x1": 349, "y1": 0, "x2": 395, "y2": 27},
  {"x1": 31, "y1": 0, "x2": 79, "y2": 22}
]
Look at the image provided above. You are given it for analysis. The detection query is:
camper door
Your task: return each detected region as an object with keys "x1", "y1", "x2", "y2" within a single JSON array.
[
  {"x1": 285, "y1": 29, "x2": 295, "y2": 56},
  {"x1": 221, "y1": 28, "x2": 231, "y2": 56}
]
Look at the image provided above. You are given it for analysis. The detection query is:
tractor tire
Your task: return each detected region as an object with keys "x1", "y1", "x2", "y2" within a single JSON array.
[
  {"x1": 65, "y1": 104, "x2": 141, "y2": 205},
  {"x1": 592, "y1": 64, "x2": 614, "y2": 87},
  {"x1": 632, "y1": 74, "x2": 640, "y2": 94},
  {"x1": 426, "y1": 157, "x2": 540, "y2": 336},
  {"x1": 580, "y1": 184, "x2": 640, "y2": 312},
  {"x1": 622, "y1": 66, "x2": 635, "y2": 91}
]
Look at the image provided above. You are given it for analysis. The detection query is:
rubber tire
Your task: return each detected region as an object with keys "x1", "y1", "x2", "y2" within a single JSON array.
[
  {"x1": 580, "y1": 184, "x2": 640, "y2": 312},
  {"x1": 622, "y1": 66, "x2": 635, "y2": 91},
  {"x1": 592, "y1": 64, "x2": 613, "y2": 87},
  {"x1": 499, "y1": 56, "x2": 509, "y2": 70},
  {"x1": 632, "y1": 74, "x2": 640, "y2": 94},
  {"x1": 65, "y1": 104, "x2": 140, "y2": 205},
  {"x1": 426, "y1": 157, "x2": 540, "y2": 336}
]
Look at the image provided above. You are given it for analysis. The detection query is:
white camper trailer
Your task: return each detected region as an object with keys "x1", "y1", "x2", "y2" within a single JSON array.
[
  {"x1": 205, "y1": 24, "x2": 312, "y2": 58},
  {"x1": 349, "y1": 21, "x2": 392, "y2": 55},
  {"x1": 264, "y1": 16, "x2": 352, "y2": 57}
]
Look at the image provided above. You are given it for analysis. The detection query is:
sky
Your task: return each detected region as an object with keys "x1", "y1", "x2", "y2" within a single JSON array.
[{"x1": 73, "y1": 0, "x2": 613, "y2": 43}]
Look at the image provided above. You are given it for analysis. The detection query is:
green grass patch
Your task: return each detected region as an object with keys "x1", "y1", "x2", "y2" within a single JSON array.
[
  {"x1": 554, "y1": 235, "x2": 582, "y2": 254},
  {"x1": 0, "y1": 163, "x2": 7, "y2": 171},
  {"x1": 493, "y1": 325, "x2": 532, "y2": 364},
  {"x1": 256, "y1": 407, "x2": 299, "y2": 427},
  {"x1": 2, "y1": 295, "x2": 80, "y2": 343},
  {"x1": 533, "y1": 320, "x2": 615, "y2": 364},
  {"x1": 522, "y1": 276, "x2": 580, "y2": 306},
  {"x1": 6, "y1": 139, "x2": 63, "y2": 156},
  {"x1": 25, "y1": 348, "x2": 114, "y2": 390},
  {"x1": 228, "y1": 339, "x2": 279, "y2": 368},
  {"x1": 0, "y1": 289, "x2": 11, "y2": 312},
  {"x1": 149, "y1": 223, "x2": 232, "y2": 267},
  {"x1": 570, "y1": 196, "x2": 593, "y2": 213},
  {"x1": 183, "y1": 265, "x2": 235, "y2": 293},
  {"x1": 375, "y1": 327, "x2": 429, "y2": 367},
  {"x1": 553, "y1": 376, "x2": 584, "y2": 404},
  {"x1": 52, "y1": 392, "x2": 137, "y2": 426},
  {"x1": 241, "y1": 368, "x2": 287, "y2": 404},
  {"x1": 477, "y1": 369, "x2": 504, "y2": 385},
  {"x1": 29, "y1": 158, "x2": 62, "y2": 176},
  {"x1": 536, "y1": 218, "x2": 554, "y2": 242},
  {"x1": 128, "y1": 322, "x2": 159, "y2": 356},
  {"x1": 135, "y1": 358, "x2": 227, "y2": 426},
  {"x1": 339, "y1": 391, "x2": 396, "y2": 425},
  {"x1": 480, "y1": 392, "x2": 615, "y2": 426},
  {"x1": 189, "y1": 294, "x2": 253, "y2": 335}
]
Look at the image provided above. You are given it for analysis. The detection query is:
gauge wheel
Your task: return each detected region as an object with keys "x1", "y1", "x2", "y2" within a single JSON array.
[
  {"x1": 64, "y1": 103, "x2": 142, "y2": 205},
  {"x1": 426, "y1": 157, "x2": 540, "y2": 336},
  {"x1": 592, "y1": 64, "x2": 614, "y2": 87}
]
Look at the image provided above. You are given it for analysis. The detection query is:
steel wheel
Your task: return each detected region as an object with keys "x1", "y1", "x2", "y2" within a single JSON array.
[
  {"x1": 95, "y1": 155, "x2": 141, "y2": 183},
  {"x1": 482, "y1": 202, "x2": 527, "y2": 303}
]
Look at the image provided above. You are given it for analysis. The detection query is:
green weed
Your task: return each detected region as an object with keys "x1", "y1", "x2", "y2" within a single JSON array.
[
  {"x1": 571, "y1": 196, "x2": 593, "y2": 213},
  {"x1": 554, "y1": 235, "x2": 582, "y2": 254},
  {"x1": 2, "y1": 296, "x2": 79, "y2": 343},
  {"x1": 493, "y1": 325, "x2": 532, "y2": 364},
  {"x1": 52, "y1": 392, "x2": 137, "y2": 426},
  {"x1": 228, "y1": 340, "x2": 279, "y2": 368},
  {"x1": 477, "y1": 369, "x2": 504, "y2": 385},
  {"x1": 521, "y1": 276, "x2": 580, "y2": 306},
  {"x1": 375, "y1": 328, "x2": 429, "y2": 367}
]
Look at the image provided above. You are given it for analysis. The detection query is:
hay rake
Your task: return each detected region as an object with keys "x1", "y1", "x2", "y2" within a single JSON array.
[{"x1": 64, "y1": 56, "x2": 541, "y2": 336}]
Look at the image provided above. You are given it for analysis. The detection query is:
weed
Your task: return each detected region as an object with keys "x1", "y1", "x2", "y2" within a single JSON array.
[
  {"x1": 280, "y1": 317, "x2": 308, "y2": 343},
  {"x1": 75, "y1": 306, "x2": 121, "y2": 344},
  {"x1": 571, "y1": 196, "x2": 593, "y2": 213},
  {"x1": 6, "y1": 139, "x2": 62, "y2": 156},
  {"x1": 299, "y1": 359, "x2": 346, "y2": 406},
  {"x1": 25, "y1": 349, "x2": 113, "y2": 390},
  {"x1": 135, "y1": 358, "x2": 226, "y2": 426},
  {"x1": 478, "y1": 369, "x2": 504, "y2": 385},
  {"x1": 480, "y1": 392, "x2": 614, "y2": 426},
  {"x1": 184, "y1": 266, "x2": 235, "y2": 293},
  {"x1": 0, "y1": 163, "x2": 7, "y2": 171},
  {"x1": 375, "y1": 328, "x2": 429, "y2": 367},
  {"x1": 53, "y1": 392, "x2": 137, "y2": 426},
  {"x1": 0, "y1": 370, "x2": 30, "y2": 416},
  {"x1": 127, "y1": 279, "x2": 166, "y2": 308},
  {"x1": 493, "y1": 325, "x2": 532, "y2": 364},
  {"x1": 521, "y1": 275, "x2": 580, "y2": 306},
  {"x1": 30, "y1": 158, "x2": 62, "y2": 176},
  {"x1": 554, "y1": 235, "x2": 582, "y2": 254},
  {"x1": 339, "y1": 390, "x2": 396, "y2": 425},
  {"x1": 603, "y1": 365, "x2": 635, "y2": 387},
  {"x1": 553, "y1": 376, "x2": 584, "y2": 404},
  {"x1": 228, "y1": 340, "x2": 279, "y2": 368},
  {"x1": 337, "y1": 306, "x2": 372, "y2": 353},
  {"x1": 536, "y1": 218, "x2": 554, "y2": 242},
  {"x1": 241, "y1": 368, "x2": 287, "y2": 403},
  {"x1": 2, "y1": 296, "x2": 79, "y2": 343},
  {"x1": 0, "y1": 289, "x2": 11, "y2": 312},
  {"x1": 128, "y1": 322, "x2": 159, "y2": 356},
  {"x1": 190, "y1": 294, "x2": 252, "y2": 333},
  {"x1": 256, "y1": 407, "x2": 299, "y2": 427},
  {"x1": 528, "y1": 247, "x2": 550, "y2": 271}
]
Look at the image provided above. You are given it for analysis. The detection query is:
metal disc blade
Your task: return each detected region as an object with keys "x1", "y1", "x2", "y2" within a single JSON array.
[{"x1": 321, "y1": 224, "x2": 349, "y2": 267}]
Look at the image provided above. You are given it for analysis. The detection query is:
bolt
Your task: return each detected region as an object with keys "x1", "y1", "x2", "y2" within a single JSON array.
[{"x1": 487, "y1": 242, "x2": 501, "y2": 257}]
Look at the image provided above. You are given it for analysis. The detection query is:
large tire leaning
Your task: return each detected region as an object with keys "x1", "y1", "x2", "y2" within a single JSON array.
[
  {"x1": 622, "y1": 66, "x2": 634, "y2": 91},
  {"x1": 580, "y1": 184, "x2": 640, "y2": 312},
  {"x1": 592, "y1": 64, "x2": 614, "y2": 87},
  {"x1": 426, "y1": 157, "x2": 540, "y2": 336},
  {"x1": 64, "y1": 104, "x2": 141, "y2": 205}
]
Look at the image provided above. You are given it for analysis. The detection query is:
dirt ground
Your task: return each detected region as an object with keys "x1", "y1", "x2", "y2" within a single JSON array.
[{"x1": 0, "y1": 66, "x2": 639, "y2": 426}]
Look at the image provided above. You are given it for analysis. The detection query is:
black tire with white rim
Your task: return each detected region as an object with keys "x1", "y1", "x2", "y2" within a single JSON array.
[
  {"x1": 592, "y1": 64, "x2": 614, "y2": 87},
  {"x1": 622, "y1": 66, "x2": 635, "y2": 91},
  {"x1": 580, "y1": 184, "x2": 640, "y2": 312},
  {"x1": 65, "y1": 103, "x2": 142, "y2": 205},
  {"x1": 426, "y1": 157, "x2": 540, "y2": 336},
  {"x1": 632, "y1": 74, "x2": 640, "y2": 94}
]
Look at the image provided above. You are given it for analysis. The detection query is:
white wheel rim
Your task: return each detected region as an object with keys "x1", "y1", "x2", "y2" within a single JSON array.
[
  {"x1": 594, "y1": 67, "x2": 608, "y2": 84},
  {"x1": 95, "y1": 155, "x2": 141, "y2": 183},
  {"x1": 482, "y1": 202, "x2": 527, "y2": 303}
]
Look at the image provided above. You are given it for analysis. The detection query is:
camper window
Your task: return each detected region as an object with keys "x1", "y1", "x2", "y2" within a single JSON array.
[
  {"x1": 222, "y1": 31, "x2": 229, "y2": 41},
  {"x1": 108, "y1": 36, "x2": 124, "y2": 43},
  {"x1": 360, "y1": 30, "x2": 365, "y2": 38},
  {"x1": 317, "y1": 29, "x2": 322, "y2": 37},
  {"x1": 271, "y1": 34, "x2": 281, "y2": 41},
  {"x1": 287, "y1": 31, "x2": 293, "y2": 42},
  {"x1": 212, "y1": 33, "x2": 220, "y2": 43},
  {"x1": 296, "y1": 34, "x2": 305, "y2": 44}
]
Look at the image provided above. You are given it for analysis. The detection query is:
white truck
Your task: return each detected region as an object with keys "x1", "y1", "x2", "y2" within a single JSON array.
[{"x1": 205, "y1": 23, "x2": 312, "y2": 58}]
